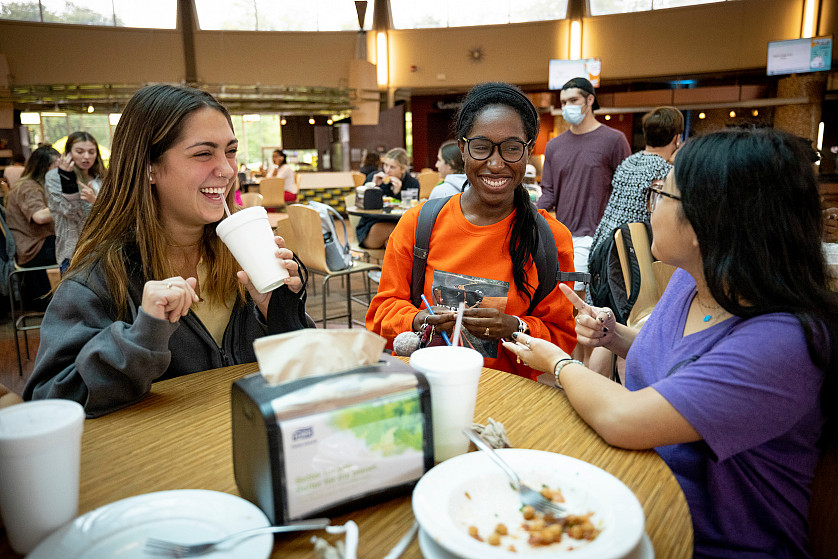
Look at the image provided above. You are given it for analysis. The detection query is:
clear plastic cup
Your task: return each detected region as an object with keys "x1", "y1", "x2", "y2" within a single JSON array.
[
  {"x1": 216, "y1": 206, "x2": 289, "y2": 294},
  {"x1": 0, "y1": 400, "x2": 85, "y2": 554},
  {"x1": 410, "y1": 346, "x2": 483, "y2": 462}
]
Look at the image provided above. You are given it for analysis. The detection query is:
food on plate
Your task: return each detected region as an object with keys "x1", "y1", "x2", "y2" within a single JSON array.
[{"x1": 467, "y1": 485, "x2": 600, "y2": 551}]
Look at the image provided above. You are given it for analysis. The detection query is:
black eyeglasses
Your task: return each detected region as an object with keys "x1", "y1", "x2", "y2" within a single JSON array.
[
  {"x1": 646, "y1": 184, "x2": 682, "y2": 213},
  {"x1": 461, "y1": 137, "x2": 531, "y2": 163}
]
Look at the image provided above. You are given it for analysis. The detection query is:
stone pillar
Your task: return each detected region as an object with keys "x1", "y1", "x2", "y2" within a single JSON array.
[{"x1": 774, "y1": 73, "x2": 826, "y2": 141}]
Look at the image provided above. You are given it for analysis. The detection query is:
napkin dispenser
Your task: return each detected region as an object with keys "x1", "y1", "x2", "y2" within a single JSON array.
[
  {"x1": 355, "y1": 185, "x2": 383, "y2": 210},
  {"x1": 231, "y1": 355, "x2": 433, "y2": 524}
]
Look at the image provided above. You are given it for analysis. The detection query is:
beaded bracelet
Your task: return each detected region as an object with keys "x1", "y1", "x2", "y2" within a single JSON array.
[{"x1": 553, "y1": 358, "x2": 584, "y2": 390}]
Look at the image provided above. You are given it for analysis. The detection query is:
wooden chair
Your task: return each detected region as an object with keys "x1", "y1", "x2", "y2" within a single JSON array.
[
  {"x1": 351, "y1": 171, "x2": 367, "y2": 187},
  {"x1": 273, "y1": 215, "x2": 297, "y2": 254},
  {"x1": 614, "y1": 223, "x2": 675, "y2": 330},
  {"x1": 417, "y1": 171, "x2": 440, "y2": 200},
  {"x1": 286, "y1": 204, "x2": 381, "y2": 328},
  {"x1": 344, "y1": 194, "x2": 386, "y2": 264},
  {"x1": 240, "y1": 192, "x2": 263, "y2": 208},
  {"x1": 258, "y1": 177, "x2": 286, "y2": 211}
]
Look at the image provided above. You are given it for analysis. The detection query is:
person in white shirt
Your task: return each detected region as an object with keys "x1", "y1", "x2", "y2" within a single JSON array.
[{"x1": 265, "y1": 149, "x2": 298, "y2": 202}]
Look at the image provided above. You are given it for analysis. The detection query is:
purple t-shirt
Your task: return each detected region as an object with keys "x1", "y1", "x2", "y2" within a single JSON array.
[
  {"x1": 537, "y1": 125, "x2": 630, "y2": 237},
  {"x1": 626, "y1": 269, "x2": 824, "y2": 558}
]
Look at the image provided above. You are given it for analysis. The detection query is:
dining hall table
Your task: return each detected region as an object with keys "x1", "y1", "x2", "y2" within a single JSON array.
[
  {"x1": 0, "y1": 361, "x2": 693, "y2": 558},
  {"x1": 346, "y1": 204, "x2": 407, "y2": 223}
]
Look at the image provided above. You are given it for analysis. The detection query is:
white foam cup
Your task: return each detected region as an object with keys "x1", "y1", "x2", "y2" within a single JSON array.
[
  {"x1": 410, "y1": 346, "x2": 483, "y2": 462},
  {"x1": 216, "y1": 206, "x2": 289, "y2": 294},
  {"x1": 0, "y1": 399, "x2": 85, "y2": 554}
]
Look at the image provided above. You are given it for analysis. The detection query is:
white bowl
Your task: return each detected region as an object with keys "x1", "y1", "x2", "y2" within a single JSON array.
[{"x1": 412, "y1": 449, "x2": 645, "y2": 559}]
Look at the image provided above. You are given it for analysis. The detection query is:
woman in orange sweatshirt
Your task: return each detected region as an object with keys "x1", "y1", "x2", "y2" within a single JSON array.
[{"x1": 365, "y1": 82, "x2": 576, "y2": 380}]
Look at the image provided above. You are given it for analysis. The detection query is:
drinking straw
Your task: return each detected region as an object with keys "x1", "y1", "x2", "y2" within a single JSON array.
[
  {"x1": 451, "y1": 301, "x2": 465, "y2": 347},
  {"x1": 222, "y1": 197, "x2": 231, "y2": 217},
  {"x1": 420, "y1": 294, "x2": 452, "y2": 346}
]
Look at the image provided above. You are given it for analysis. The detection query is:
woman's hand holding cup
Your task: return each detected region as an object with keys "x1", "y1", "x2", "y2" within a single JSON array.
[
  {"x1": 142, "y1": 276, "x2": 199, "y2": 323},
  {"x1": 237, "y1": 236, "x2": 303, "y2": 319}
]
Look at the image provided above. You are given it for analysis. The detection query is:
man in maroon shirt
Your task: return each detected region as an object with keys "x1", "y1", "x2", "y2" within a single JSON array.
[{"x1": 538, "y1": 77, "x2": 630, "y2": 299}]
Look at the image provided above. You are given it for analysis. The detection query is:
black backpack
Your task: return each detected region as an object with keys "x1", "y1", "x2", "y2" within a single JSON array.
[
  {"x1": 587, "y1": 222, "x2": 652, "y2": 325},
  {"x1": 409, "y1": 196, "x2": 589, "y2": 315}
]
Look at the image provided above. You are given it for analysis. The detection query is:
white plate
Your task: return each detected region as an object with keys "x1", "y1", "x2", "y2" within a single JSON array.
[
  {"x1": 419, "y1": 527, "x2": 463, "y2": 559},
  {"x1": 419, "y1": 528, "x2": 654, "y2": 559},
  {"x1": 27, "y1": 490, "x2": 272, "y2": 559},
  {"x1": 412, "y1": 449, "x2": 645, "y2": 559}
]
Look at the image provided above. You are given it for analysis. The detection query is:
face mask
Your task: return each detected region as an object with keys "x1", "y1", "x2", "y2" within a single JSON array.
[{"x1": 562, "y1": 104, "x2": 585, "y2": 126}]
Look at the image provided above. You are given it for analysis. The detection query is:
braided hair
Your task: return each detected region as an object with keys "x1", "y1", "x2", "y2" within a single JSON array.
[{"x1": 455, "y1": 82, "x2": 541, "y2": 306}]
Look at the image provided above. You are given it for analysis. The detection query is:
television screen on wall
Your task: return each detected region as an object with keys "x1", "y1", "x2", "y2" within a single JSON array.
[
  {"x1": 767, "y1": 36, "x2": 832, "y2": 76},
  {"x1": 549, "y1": 58, "x2": 602, "y2": 90}
]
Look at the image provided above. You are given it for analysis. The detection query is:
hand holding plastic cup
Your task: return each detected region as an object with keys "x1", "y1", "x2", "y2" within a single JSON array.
[
  {"x1": 410, "y1": 346, "x2": 483, "y2": 462},
  {"x1": 0, "y1": 400, "x2": 85, "y2": 554},
  {"x1": 216, "y1": 206, "x2": 290, "y2": 294}
]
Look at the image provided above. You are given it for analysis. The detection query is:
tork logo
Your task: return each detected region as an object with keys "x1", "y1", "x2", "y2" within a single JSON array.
[{"x1": 292, "y1": 427, "x2": 313, "y2": 441}]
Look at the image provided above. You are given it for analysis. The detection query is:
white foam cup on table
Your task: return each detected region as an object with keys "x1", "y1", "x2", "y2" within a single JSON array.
[
  {"x1": 0, "y1": 399, "x2": 85, "y2": 554},
  {"x1": 216, "y1": 206, "x2": 289, "y2": 294},
  {"x1": 410, "y1": 346, "x2": 483, "y2": 462}
]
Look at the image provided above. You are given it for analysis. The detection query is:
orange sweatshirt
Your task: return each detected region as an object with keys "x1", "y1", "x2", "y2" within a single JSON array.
[{"x1": 365, "y1": 194, "x2": 577, "y2": 380}]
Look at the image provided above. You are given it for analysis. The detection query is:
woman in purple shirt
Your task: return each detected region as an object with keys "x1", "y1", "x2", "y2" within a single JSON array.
[{"x1": 505, "y1": 128, "x2": 837, "y2": 558}]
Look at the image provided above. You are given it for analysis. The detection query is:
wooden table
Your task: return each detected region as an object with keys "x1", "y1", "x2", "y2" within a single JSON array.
[
  {"x1": 0, "y1": 363, "x2": 693, "y2": 558},
  {"x1": 346, "y1": 205, "x2": 406, "y2": 222}
]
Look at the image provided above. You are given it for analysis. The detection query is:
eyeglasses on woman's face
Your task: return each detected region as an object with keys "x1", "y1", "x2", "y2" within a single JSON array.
[
  {"x1": 646, "y1": 181, "x2": 682, "y2": 213},
  {"x1": 461, "y1": 137, "x2": 531, "y2": 163}
]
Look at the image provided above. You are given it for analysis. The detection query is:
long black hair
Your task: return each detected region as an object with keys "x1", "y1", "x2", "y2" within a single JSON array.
[
  {"x1": 675, "y1": 127, "x2": 838, "y2": 447},
  {"x1": 455, "y1": 82, "x2": 540, "y2": 305}
]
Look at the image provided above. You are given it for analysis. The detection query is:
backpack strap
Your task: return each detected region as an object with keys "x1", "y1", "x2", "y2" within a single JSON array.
[
  {"x1": 528, "y1": 213, "x2": 556, "y2": 316},
  {"x1": 410, "y1": 196, "x2": 452, "y2": 308},
  {"x1": 530, "y1": 212, "x2": 591, "y2": 315}
]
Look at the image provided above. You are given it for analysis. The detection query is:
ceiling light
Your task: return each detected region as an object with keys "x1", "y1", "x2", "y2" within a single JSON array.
[
  {"x1": 87, "y1": 105, "x2": 94, "y2": 113},
  {"x1": 729, "y1": 110, "x2": 736, "y2": 118},
  {"x1": 327, "y1": 119, "x2": 333, "y2": 125},
  {"x1": 751, "y1": 109, "x2": 759, "y2": 117},
  {"x1": 309, "y1": 117, "x2": 315, "y2": 125},
  {"x1": 698, "y1": 112, "x2": 706, "y2": 119},
  {"x1": 604, "y1": 115, "x2": 611, "y2": 121},
  {"x1": 280, "y1": 117, "x2": 287, "y2": 125},
  {"x1": 20, "y1": 112, "x2": 40, "y2": 125}
]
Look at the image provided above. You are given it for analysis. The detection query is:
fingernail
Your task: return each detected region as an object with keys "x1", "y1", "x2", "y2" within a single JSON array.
[
  {"x1": 598, "y1": 317, "x2": 604, "y2": 323},
  {"x1": 603, "y1": 327, "x2": 609, "y2": 333},
  {"x1": 512, "y1": 332, "x2": 519, "y2": 339}
]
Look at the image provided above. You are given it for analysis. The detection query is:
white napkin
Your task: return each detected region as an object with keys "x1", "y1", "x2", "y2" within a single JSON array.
[{"x1": 253, "y1": 329, "x2": 387, "y2": 385}]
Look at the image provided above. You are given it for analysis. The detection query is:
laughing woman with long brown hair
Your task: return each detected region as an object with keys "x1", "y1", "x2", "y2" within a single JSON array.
[{"x1": 24, "y1": 85, "x2": 310, "y2": 417}]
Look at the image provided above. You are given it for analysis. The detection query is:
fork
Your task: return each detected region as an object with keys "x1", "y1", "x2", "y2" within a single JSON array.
[
  {"x1": 462, "y1": 428, "x2": 566, "y2": 517},
  {"x1": 143, "y1": 518, "x2": 331, "y2": 557}
]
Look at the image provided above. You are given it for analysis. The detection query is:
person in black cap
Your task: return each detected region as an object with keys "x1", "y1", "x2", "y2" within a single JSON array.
[{"x1": 538, "y1": 77, "x2": 629, "y2": 297}]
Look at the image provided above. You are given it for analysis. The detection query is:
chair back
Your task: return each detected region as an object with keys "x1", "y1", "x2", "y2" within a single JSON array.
[
  {"x1": 351, "y1": 172, "x2": 366, "y2": 187},
  {"x1": 258, "y1": 178, "x2": 286, "y2": 210},
  {"x1": 273, "y1": 215, "x2": 297, "y2": 254},
  {"x1": 809, "y1": 444, "x2": 838, "y2": 559},
  {"x1": 344, "y1": 194, "x2": 361, "y2": 230},
  {"x1": 240, "y1": 192, "x2": 263, "y2": 208},
  {"x1": 418, "y1": 171, "x2": 440, "y2": 200},
  {"x1": 286, "y1": 204, "x2": 332, "y2": 274},
  {"x1": 614, "y1": 223, "x2": 671, "y2": 329}
]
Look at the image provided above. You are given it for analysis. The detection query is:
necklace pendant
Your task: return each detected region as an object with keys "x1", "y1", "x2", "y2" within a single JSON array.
[{"x1": 703, "y1": 314, "x2": 712, "y2": 322}]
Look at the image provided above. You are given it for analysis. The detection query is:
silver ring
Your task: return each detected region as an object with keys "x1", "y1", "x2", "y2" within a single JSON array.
[
  {"x1": 166, "y1": 282, "x2": 173, "y2": 289},
  {"x1": 575, "y1": 316, "x2": 581, "y2": 324},
  {"x1": 605, "y1": 309, "x2": 612, "y2": 318},
  {"x1": 525, "y1": 339, "x2": 531, "y2": 349}
]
